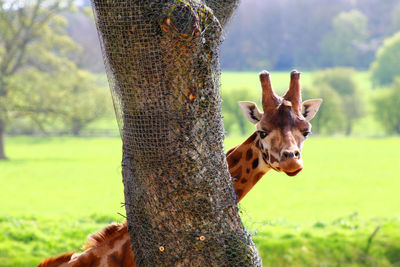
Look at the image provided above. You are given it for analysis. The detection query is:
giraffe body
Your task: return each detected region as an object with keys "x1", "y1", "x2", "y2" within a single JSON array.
[
  {"x1": 39, "y1": 222, "x2": 135, "y2": 267},
  {"x1": 39, "y1": 70, "x2": 321, "y2": 267}
]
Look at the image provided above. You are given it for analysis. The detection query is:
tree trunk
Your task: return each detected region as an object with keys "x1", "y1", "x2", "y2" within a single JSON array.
[
  {"x1": 0, "y1": 118, "x2": 6, "y2": 160},
  {"x1": 92, "y1": 0, "x2": 261, "y2": 266},
  {"x1": 346, "y1": 119, "x2": 352, "y2": 136},
  {"x1": 72, "y1": 120, "x2": 82, "y2": 136},
  {"x1": 395, "y1": 120, "x2": 400, "y2": 135}
]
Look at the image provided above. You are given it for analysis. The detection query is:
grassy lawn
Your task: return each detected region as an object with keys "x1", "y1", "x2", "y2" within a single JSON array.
[{"x1": 1, "y1": 136, "x2": 400, "y2": 266}]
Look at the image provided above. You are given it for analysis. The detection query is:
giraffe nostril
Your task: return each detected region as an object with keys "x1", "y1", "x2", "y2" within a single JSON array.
[{"x1": 282, "y1": 151, "x2": 297, "y2": 160}]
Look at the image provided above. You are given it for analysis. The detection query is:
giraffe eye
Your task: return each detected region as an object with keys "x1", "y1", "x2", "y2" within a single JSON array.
[
  {"x1": 303, "y1": 131, "x2": 311, "y2": 138},
  {"x1": 257, "y1": 131, "x2": 269, "y2": 139}
]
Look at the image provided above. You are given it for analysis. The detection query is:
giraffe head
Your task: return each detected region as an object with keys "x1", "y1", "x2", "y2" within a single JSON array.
[{"x1": 238, "y1": 70, "x2": 322, "y2": 176}]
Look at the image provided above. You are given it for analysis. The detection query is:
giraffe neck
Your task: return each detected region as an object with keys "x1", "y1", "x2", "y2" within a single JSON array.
[{"x1": 227, "y1": 132, "x2": 271, "y2": 202}]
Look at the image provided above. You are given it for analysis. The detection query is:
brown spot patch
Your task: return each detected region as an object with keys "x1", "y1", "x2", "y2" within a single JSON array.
[
  {"x1": 108, "y1": 251, "x2": 121, "y2": 266},
  {"x1": 246, "y1": 168, "x2": 250, "y2": 174},
  {"x1": 252, "y1": 158, "x2": 259, "y2": 169},
  {"x1": 240, "y1": 178, "x2": 248, "y2": 184},
  {"x1": 270, "y1": 154, "x2": 278, "y2": 164},
  {"x1": 121, "y1": 240, "x2": 136, "y2": 266},
  {"x1": 253, "y1": 172, "x2": 264, "y2": 184},
  {"x1": 227, "y1": 150, "x2": 242, "y2": 168},
  {"x1": 231, "y1": 166, "x2": 242, "y2": 182},
  {"x1": 245, "y1": 148, "x2": 253, "y2": 161},
  {"x1": 236, "y1": 189, "x2": 244, "y2": 200},
  {"x1": 72, "y1": 254, "x2": 101, "y2": 267},
  {"x1": 270, "y1": 136, "x2": 279, "y2": 150}
]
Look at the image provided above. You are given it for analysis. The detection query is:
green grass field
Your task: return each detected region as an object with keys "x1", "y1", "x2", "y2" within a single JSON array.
[{"x1": 1, "y1": 136, "x2": 400, "y2": 266}]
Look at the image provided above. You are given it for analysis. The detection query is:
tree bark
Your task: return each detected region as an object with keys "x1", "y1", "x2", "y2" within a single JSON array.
[
  {"x1": 346, "y1": 120, "x2": 352, "y2": 136},
  {"x1": 0, "y1": 118, "x2": 6, "y2": 159},
  {"x1": 92, "y1": 0, "x2": 261, "y2": 266}
]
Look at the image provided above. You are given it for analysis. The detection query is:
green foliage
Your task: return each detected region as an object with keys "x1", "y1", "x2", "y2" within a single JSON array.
[
  {"x1": 220, "y1": 0, "x2": 399, "y2": 70},
  {"x1": 60, "y1": 69, "x2": 110, "y2": 135},
  {"x1": 303, "y1": 85, "x2": 345, "y2": 135},
  {"x1": 313, "y1": 68, "x2": 357, "y2": 96},
  {"x1": 371, "y1": 32, "x2": 400, "y2": 86},
  {"x1": 311, "y1": 68, "x2": 365, "y2": 135},
  {"x1": 373, "y1": 77, "x2": 400, "y2": 134},
  {"x1": 6, "y1": 66, "x2": 110, "y2": 135},
  {"x1": 221, "y1": 87, "x2": 258, "y2": 136},
  {"x1": 0, "y1": 1, "x2": 76, "y2": 80},
  {"x1": 253, "y1": 217, "x2": 400, "y2": 267},
  {"x1": 2, "y1": 215, "x2": 400, "y2": 267},
  {"x1": 319, "y1": 10, "x2": 371, "y2": 68},
  {"x1": 0, "y1": 1, "x2": 112, "y2": 139},
  {"x1": 0, "y1": 0, "x2": 77, "y2": 157}
]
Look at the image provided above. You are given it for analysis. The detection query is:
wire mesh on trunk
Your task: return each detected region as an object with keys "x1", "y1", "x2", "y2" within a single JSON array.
[{"x1": 91, "y1": 0, "x2": 261, "y2": 266}]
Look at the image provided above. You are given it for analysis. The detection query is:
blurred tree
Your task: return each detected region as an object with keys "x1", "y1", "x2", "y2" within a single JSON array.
[
  {"x1": 319, "y1": 10, "x2": 371, "y2": 68},
  {"x1": 220, "y1": 0, "x2": 400, "y2": 71},
  {"x1": 0, "y1": 0, "x2": 74, "y2": 159},
  {"x1": 221, "y1": 0, "x2": 345, "y2": 70},
  {"x1": 373, "y1": 77, "x2": 400, "y2": 134},
  {"x1": 303, "y1": 85, "x2": 345, "y2": 135},
  {"x1": 370, "y1": 32, "x2": 400, "y2": 86},
  {"x1": 221, "y1": 87, "x2": 258, "y2": 136},
  {"x1": 312, "y1": 68, "x2": 364, "y2": 135},
  {"x1": 59, "y1": 68, "x2": 109, "y2": 135},
  {"x1": 7, "y1": 65, "x2": 109, "y2": 136}
]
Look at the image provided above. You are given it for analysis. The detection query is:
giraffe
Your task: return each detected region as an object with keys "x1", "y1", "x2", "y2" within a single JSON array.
[
  {"x1": 227, "y1": 70, "x2": 322, "y2": 201},
  {"x1": 38, "y1": 70, "x2": 321, "y2": 267}
]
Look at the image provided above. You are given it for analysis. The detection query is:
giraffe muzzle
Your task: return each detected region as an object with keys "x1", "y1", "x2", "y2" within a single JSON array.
[
  {"x1": 284, "y1": 168, "x2": 303, "y2": 176},
  {"x1": 279, "y1": 158, "x2": 303, "y2": 177}
]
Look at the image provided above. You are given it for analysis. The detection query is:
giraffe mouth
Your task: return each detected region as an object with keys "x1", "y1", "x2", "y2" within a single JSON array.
[{"x1": 284, "y1": 168, "x2": 302, "y2": 176}]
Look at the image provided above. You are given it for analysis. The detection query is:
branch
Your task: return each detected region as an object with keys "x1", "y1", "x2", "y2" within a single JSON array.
[
  {"x1": 0, "y1": 0, "x2": 41, "y2": 74},
  {"x1": 11, "y1": 105, "x2": 62, "y2": 115},
  {"x1": 1, "y1": 0, "x2": 70, "y2": 75}
]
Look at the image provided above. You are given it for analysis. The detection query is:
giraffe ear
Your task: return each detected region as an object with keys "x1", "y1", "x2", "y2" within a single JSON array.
[
  {"x1": 302, "y1": 99, "x2": 323, "y2": 121},
  {"x1": 238, "y1": 101, "x2": 263, "y2": 124}
]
